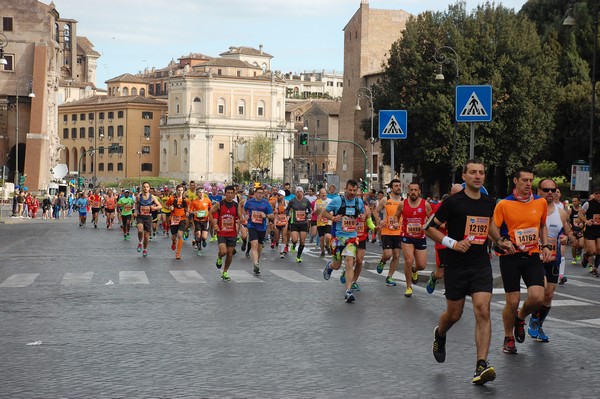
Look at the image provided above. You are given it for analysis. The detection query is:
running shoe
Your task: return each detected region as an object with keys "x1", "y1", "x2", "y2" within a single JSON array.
[
  {"x1": 426, "y1": 272, "x2": 437, "y2": 294},
  {"x1": 183, "y1": 230, "x2": 189, "y2": 240},
  {"x1": 142, "y1": 249, "x2": 148, "y2": 257},
  {"x1": 351, "y1": 282, "x2": 361, "y2": 291},
  {"x1": 137, "y1": 243, "x2": 143, "y2": 253},
  {"x1": 432, "y1": 326, "x2": 446, "y2": 363},
  {"x1": 126, "y1": 233, "x2": 130, "y2": 240},
  {"x1": 290, "y1": 244, "x2": 296, "y2": 253},
  {"x1": 344, "y1": 289, "x2": 355, "y2": 303},
  {"x1": 280, "y1": 252, "x2": 285, "y2": 259},
  {"x1": 472, "y1": 361, "x2": 496, "y2": 385},
  {"x1": 376, "y1": 260, "x2": 385, "y2": 274},
  {"x1": 323, "y1": 261, "x2": 333, "y2": 281},
  {"x1": 245, "y1": 251, "x2": 250, "y2": 258},
  {"x1": 237, "y1": 236, "x2": 242, "y2": 243},
  {"x1": 284, "y1": 246, "x2": 289, "y2": 254},
  {"x1": 576, "y1": 255, "x2": 581, "y2": 261},
  {"x1": 215, "y1": 257, "x2": 223, "y2": 269},
  {"x1": 527, "y1": 317, "x2": 539, "y2": 339},
  {"x1": 221, "y1": 271, "x2": 231, "y2": 281},
  {"x1": 296, "y1": 257, "x2": 302, "y2": 263},
  {"x1": 340, "y1": 269, "x2": 346, "y2": 284},
  {"x1": 514, "y1": 317, "x2": 526, "y2": 343},
  {"x1": 571, "y1": 259, "x2": 577, "y2": 265},
  {"x1": 412, "y1": 269, "x2": 419, "y2": 284},
  {"x1": 536, "y1": 326, "x2": 549, "y2": 342},
  {"x1": 175, "y1": 253, "x2": 181, "y2": 260},
  {"x1": 404, "y1": 286, "x2": 413, "y2": 297},
  {"x1": 559, "y1": 276, "x2": 567, "y2": 285},
  {"x1": 386, "y1": 276, "x2": 397, "y2": 287},
  {"x1": 320, "y1": 251, "x2": 325, "y2": 258},
  {"x1": 241, "y1": 240, "x2": 247, "y2": 252},
  {"x1": 253, "y1": 264, "x2": 260, "y2": 275},
  {"x1": 271, "y1": 242, "x2": 275, "y2": 250},
  {"x1": 210, "y1": 235, "x2": 217, "y2": 242},
  {"x1": 123, "y1": 234, "x2": 127, "y2": 240},
  {"x1": 502, "y1": 337, "x2": 517, "y2": 354},
  {"x1": 202, "y1": 240, "x2": 207, "y2": 248},
  {"x1": 171, "y1": 242, "x2": 176, "y2": 251},
  {"x1": 94, "y1": 224, "x2": 97, "y2": 229},
  {"x1": 197, "y1": 249, "x2": 202, "y2": 256}
]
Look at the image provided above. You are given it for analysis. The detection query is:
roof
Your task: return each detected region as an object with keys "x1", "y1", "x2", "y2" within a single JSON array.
[
  {"x1": 220, "y1": 46, "x2": 273, "y2": 58},
  {"x1": 58, "y1": 95, "x2": 167, "y2": 108},
  {"x1": 196, "y1": 58, "x2": 262, "y2": 69},
  {"x1": 76, "y1": 36, "x2": 101, "y2": 58},
  {"x1": 105, "y1": 73, "x2": 148, "y2": 84},
  {"x1": 310, "y1": 101, "x2": 341, "y2": 116}
]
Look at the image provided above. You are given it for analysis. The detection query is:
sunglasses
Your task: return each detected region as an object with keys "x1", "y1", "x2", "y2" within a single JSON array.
[{"x1": 540, "y1": 188, "x2": 557, "y2": 193}]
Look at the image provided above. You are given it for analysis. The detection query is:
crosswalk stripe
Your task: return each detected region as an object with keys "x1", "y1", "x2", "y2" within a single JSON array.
[
  {"x1": 0, "y1": 273, "x2": 39, "y2": 287},
  {"x1": 62, "y1": 272, "x2": 94, "y2": 285},
  {"x1": 561, "y1": 278, "x2": 598, "y2": 288},
  {"x1": 270, "y1": 270, "x2": 320, "y2": 282},
  {"x1": 169, "y1": 270, "x2": 207, "y2": 284},
  {"x1": 575, "y1": 318, "x2": 600, "y2": 326},
  {"x1": 227, "y1": 270, "x2": 264, "y2": 282},
  {"x1": 119, "y1": 271, "x2": 150, "y2": 285},
  {"x1": 544, "y1": 299, "x2": 592, "y2": 307}
]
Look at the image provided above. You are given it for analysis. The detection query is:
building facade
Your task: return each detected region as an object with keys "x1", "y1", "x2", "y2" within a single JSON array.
[
  {"x1": 284, "y1": 70, "x2": 344, "y2": 100},
  {"x1": 338, "y1": 0, "x2": 411, "y2": 187}
]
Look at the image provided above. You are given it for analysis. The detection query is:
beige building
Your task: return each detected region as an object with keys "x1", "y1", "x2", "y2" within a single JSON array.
[
  {"x1": 160, "y1": 46, "x2": 293, "y2": 183},
  {"x1": 339, "y1": 1, "x2": 411, "y2": 187},
  {"x1": 284, "y1": 70, "x2": 344, "y2": 100},
  {"x1": 0, "y1": 0, "x2": 100, "y2": 191},
  {"x1": 58, "y1": 91, "x2": 167, "y2": 186}
]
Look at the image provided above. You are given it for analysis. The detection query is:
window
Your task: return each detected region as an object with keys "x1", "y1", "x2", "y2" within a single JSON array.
[
  {"x1": 257, "y1": 101, "x2": 265, "y2": 117},
  {"x1": 237, "y1": 100, "x2": 246, "y2": 116},
  {"x1": 117, "y1": 145, "x2": 124, "y2": 154},
  {"x1": 88, "y1": 127, "x2": 94, "y2": 138},
  {"x1": 149, "y1": 85, "x2": 154, "y2": 95},
  {"x1": 3, "y1": 17, "x2": 13, "y2": 32},
  {"x1": 98, "y1": 147, "x2": 105, "y2": 155},
  {"x1": 98, "y1": 163, "x2": 104, "y2": 171},
  {"x1": 217, "y1": 69, "x2": 222, "y2": 76},
  {"x1": 131, "y1": 88, "x2": 137, "y2": 96},
  {"x1": 123, "y1": 87, "x2": 129, "y2": 96},
  {"x1": 79, "y1": 127, "x2": 85, "y2": 138},
  {"x1": 142, "y1": 111, "x2": 153, "y2": 119},
  {"x1": 144, "y1": 126, "x2": 150, "y2": 139},
  {"x1": 140, "y1": 88, "x2": 145, "y2": 97},
  {"x1": 99, "y1": 112, "x2": 104, "y2": 121},
  {"x1": 108, "y1": 111, "x2": 114, "y2": 120},
  {"x1": 142, "y1": 146, "x2": 150, "y2": 154},
  {"x1": 107, "y1": 126, "x2": 114, "y2": 139},
  {"x1": 98, "y1": 126, "x2": 104, "y2": 138},
  {"x1": 117, "y1": 163, "x2": 123, "y2": 171},
  {"x1": 117, "y1": 111, "x2": 124, "y2": 118},
  {"x1": 63, "y1": 128, "x2": 68, "y2": 139},
  {"x1": 80, "y1": 113, "x2": 86, "y2": 121},
  {"x1": 88, "y1": 112, "x2": 94, "y2": 121},
  {"x1": 108, "y1": 163, "x2": 114, "y2": 171},
  {"x1": 173, "y1": 140, "x2": 178, "y2": 155},
  {"x1": 0, "y1": 54, "x2": 13, "y2": 71},
  {"x1": 141, "y1": 163, "x2": 153, "y2": 172},
  {"x1": 237, "y1": 70, "x2": 241, "y2": 77},
  {"x1": 71, "y1": 128, "x2": 76, "y2": 139},
  {"x1": 217, "y1": 98, "x2": 225, "y2": 114},
  {"x1": 117, "y1": 125, "x2": 123, "y2": 139},
  {"x1": 155, "y1": 83, "x2": 161, "y2": 95},
  {"x1": 63, "y1": 115, "x2": 68, "y2": 123},
  {"x1": 71, "y1": 114, "x2": 77, "y2": 122},
  {"x1": 218, "y1": 143, "x2": 224, "y2": 150}
]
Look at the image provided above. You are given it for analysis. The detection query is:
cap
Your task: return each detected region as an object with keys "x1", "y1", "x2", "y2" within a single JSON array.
[
  {"x1": 593, "y1": 186, "x2": 600, "y2": 193},
  {"x1": 295, "y1": 186, "x2": 304, "y2": 192},
  {"x1": 124, "y1": 189, "x2": 130, "y2": 193},
  {"x1": 278, "y1": 190, "x2": 286, "y2": 196}
]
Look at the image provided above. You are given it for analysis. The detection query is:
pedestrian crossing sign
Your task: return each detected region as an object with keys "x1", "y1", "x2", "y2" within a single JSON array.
[
  {"x1": 378, "y1": 110, "x2": 407, "y2": 139},
  {"x1": 455, "y1": 85, "x2": 492, "y2": 122}
]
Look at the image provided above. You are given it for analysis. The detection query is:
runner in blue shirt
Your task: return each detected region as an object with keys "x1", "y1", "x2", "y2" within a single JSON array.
[
  {"x1": 75, "y1": 191, "x2": 89, "y2": 228},
  {"x1": 243, "y1": 186, "x2": 274, "y2": 274},
  {"x1": 321, "y1": 179, "x2": 365, "y2": 303}
]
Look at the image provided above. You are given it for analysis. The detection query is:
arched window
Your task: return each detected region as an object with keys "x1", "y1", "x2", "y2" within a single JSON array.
[
  {"x1": 237, "y1": 99, "x2": 246, "y2": 116},
  {"x1": 217, "y1": 98, "x2": 226, "y2": 115},
  {"x1": 173, "y1": 139, "x2": 178, "y2": 156},
  {"x1": 193, "y1": 97, "x2": 201, "y2": 114},
  {"x1": 72, "y1": 147, "x2": 78, "y2": 172},
  {"x1": 64, "y1": 24, "x2": 71, "y2": 50},
  {"x1": 175, "y1": 97, "x2": 180, "y2": 114},
  {"x1": 122, "y1": 87, "x2": 129, "y2": 96},
  {"x1": 162, "y1": 148, "x2": 167, "y2": 167},
  {"x1": 261, "y1": 62, "x2": 267, "y2": 72},
  {"x1": 257, "y1": 100, "x2": 265, "y2": 117},
  {"x1": 140, "y1": 88, "x2": 145, "y2": 97},
  {"x1": 131, "y1": 87, "x2": 137, "y2": 96}
]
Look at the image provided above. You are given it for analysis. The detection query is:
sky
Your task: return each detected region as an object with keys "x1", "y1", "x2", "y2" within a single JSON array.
[{"x1": 50, "y1": 0, "x2": 528, "y2": 87}]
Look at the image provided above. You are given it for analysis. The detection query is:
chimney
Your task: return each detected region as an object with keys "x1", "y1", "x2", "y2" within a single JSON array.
[{"x1": 259, "y1": 44, "x2": 263, "y2": 54}]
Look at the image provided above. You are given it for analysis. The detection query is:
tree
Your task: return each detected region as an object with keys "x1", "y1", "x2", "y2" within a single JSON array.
[{"x1": 248, "y1": 135, "x2": 274, "y2": 180}]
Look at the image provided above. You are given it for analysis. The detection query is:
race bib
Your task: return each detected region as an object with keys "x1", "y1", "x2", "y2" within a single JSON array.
[
  {"x1": 356, "y1": 221, "x2": 365, "y2": 234},
  {"x1": 593, "y1": 214, "x2": 600, "y2": 225},
  {"x1": 464, "y1": 216, "x2": 490, "y2": 245},
  {"x1": 170, "y1": 215, "x2": 181, "y2": 225},
  {"x1": 251, "y1": 210, "x2": 264, "y2": 224},
  {"x1": 221, "y1": 216, "x2": 235, "y2": 232},
  {"x1": 341, "y1": 216, "x2": 356, "y2": 232},
  {"x1": 196, "y1": 210, "x2": 207, "y2": 219},
  {"x1": 406, "y1": 218, "x2": 423, "y2": 236},
  {"x1": 514, "y1": 227, "x2": 538, "y2": 251},
  {"x1": 123, "y1": 204, "x2": 132, "y2": 212},
  {"x1": 295, "y1": 210, "x2": 306, "y2": 222},
  {"x1": 92, "y1": 201, "x2": 101, "y2": 208},
  {"x1": 276, "y1": 214, "x2": 287, "y2": 226},
  {"x1": 139, "y1": 205, "x2": 151, "y2": 216}
]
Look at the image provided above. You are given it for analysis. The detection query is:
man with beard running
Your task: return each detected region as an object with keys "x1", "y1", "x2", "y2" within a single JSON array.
[
  {"x1": 209, "y1": 186, "x2": 240, "y2": 281},
  {"x1": 135, "y1": 182, "x2": 163, "y2": 257},
  {"x1": 374, "y1": 179, "x2": 404, "y2": 287},
  {"x1": 286, "y1": 186, "x2": 313, "y2": 263}
]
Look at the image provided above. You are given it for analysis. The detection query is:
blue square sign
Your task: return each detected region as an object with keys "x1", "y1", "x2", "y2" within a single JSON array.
[
  {"x1": 378, "y1": 110, "x2": 407, "y2": 139},
  {"x1": 455, "y1": 85, "x2": 492, "y2": 122}
]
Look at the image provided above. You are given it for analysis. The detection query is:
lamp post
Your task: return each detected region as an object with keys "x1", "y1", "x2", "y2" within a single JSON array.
[
  {"x1": 355, "y1": 87, "x2": 374, "y2": 189},
  {"x1": 138, "y1": 135, "x2": 150, "y2": 189},
  {"x1": 302, "y1": 114, "x2": 318, "y2": 187},
  {"x1": 434, "y1": 46, "x2": 460, "y2": 184},
  {"x1": 565, "y1": 4, "x2": 598, "y2": 192},
  {"x1": 14, "y1": 76, "x2": 36, "y2": 187}
]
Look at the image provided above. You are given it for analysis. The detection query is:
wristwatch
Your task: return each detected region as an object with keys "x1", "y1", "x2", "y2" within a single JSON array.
[{"x1": 541, "y1": 244, "x2": 552, "y2": 250}]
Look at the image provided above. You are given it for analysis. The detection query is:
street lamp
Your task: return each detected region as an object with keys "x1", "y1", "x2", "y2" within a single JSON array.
[
  {"x1": 138, "y1": 135, "x2": 150, "y2": 188},
  {"x1": 14, "y1": 76, "x2": 36, "y2": 187},
  {"x1": 302, "y1": 114, "x2": 318, "y2": 187},
  {"x1": 355, "y1": 87, "x2": 374, "y2": 189},
  {"x1": 564, "y1": 4, "x2": 597, "y2": 191},
  {"x1": 0, "y1": 32, "x2": 7, "y2": 66},
  {"x1": 434, "y1": 46, "x2": 460, "y2": 184}
]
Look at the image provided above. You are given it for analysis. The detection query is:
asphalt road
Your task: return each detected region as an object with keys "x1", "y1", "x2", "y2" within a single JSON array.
[{"x1": 1, "y1": 216, "x2": 599, "y2": 398}]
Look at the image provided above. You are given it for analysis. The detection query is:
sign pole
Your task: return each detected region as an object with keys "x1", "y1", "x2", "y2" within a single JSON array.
[
  {"x1": 391, "y1": 140, "x2": 395, "y2": 180},
  {"x1": 469, "y1": 123, "x2": 475, "y2": 159}
]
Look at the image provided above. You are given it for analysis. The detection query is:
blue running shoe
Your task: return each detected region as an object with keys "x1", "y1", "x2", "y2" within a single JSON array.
[
  {"x1": 536, "y1": 326, "x2": 549, "y2": 342},
  {"x1": 376, "y1": 261, "x2": 385, "y2": 274},
  {"x1": 183, "y1": 230, "x2": 189, "y2": 240},
  {"x1": 340, "y1": 269, "x2": 346, "y2": 284},
  {"x1": 323, "y1": 261, "x2": 333, "y2": 281},
  {"x1": 345, "y1": 289, "x2": 355, "y2": 303},
  {"x1": 527, "y1": 317, "x2": 539, "y2": 339},
  {"x1": 385, "y1": 276, "x2": 397, "y2": 286},
  {"x1": 426, "y1": 272, "x2": 437, "y2": 294}
]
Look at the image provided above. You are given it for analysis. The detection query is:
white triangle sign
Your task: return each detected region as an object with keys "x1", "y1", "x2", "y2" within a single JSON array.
[
  {"x1": 382, "y1": 115, "x2": 404, "y2": 135},
  {"x1": 460, "y1": 92, "x2": 488, "y2": 117}
]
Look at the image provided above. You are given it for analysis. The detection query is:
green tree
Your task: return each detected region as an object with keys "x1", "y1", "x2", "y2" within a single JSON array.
[{"x1": 248, "y1": 135, "x2": 274, "y2": 179}]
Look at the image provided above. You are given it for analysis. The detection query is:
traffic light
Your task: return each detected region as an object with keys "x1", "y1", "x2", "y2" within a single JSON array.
[
  {"x1": 78, "y1": 177, "x2": 84, "y2": 187},
  {"x1": 299, "y1": 131, "x2": 308, "y2": 146},
  {"x1": 19, "y1": 174, "x2": 26, "y2": 185},
  {"x1": 360, "y1": 179, "x2": 368, "y2": 193}
]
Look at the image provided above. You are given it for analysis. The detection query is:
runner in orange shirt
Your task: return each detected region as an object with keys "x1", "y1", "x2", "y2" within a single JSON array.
[
  {"x1": 89, "y1": 189, "x2": 102, "y2": 229},
  {"x1": 165, "y1": 185, "x2": 189, "y2": 260},
  {"x1": 374, "y1": 179, "x2": 404, "y2": 288},
  {"x1": 189, "y1": 187, "x2": 212, "y2": 256}
]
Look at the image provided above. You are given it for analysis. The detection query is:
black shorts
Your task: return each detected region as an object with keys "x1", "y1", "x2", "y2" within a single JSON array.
[
  {"x1": 105, "y1": 208, "x2": 115, "y2": 214},
  {"x1": 91, "y1": 207, "x2": 101, "y2": 214},
  {"x1": 249, "y1": 228, "x2": 267, "y2": 244},
  {"x1": 543, "y1": 260, "x2": 560, "y2": 284},
  {"x1": 584, "y1": 226, "x2": 600, "y2": 240},
  {"x1": 122, "y1": 214, "x2": 132, "y2": 224},
  {"x1": 170, "y1": 219, "x2": 186, "y2": 235},
  {"x1": 194, "y1": 220, "x2": 210, "y2": 232},
  {"x1": 136, "y1": 215, "x2": 153, "y2": 232},
  {"x1": 290, "y1": 224, "x2": 308, "y2": 233},
  {"x1": 444, "y1": 263, "x2": 493, "y2": 301},
  {"x1": 499, "y1": 253, "x2": 545, "y2": 292},
  {"x1": 401, "y1": 236, "x2": 427, "y2": 250},
  {"x1": 357, "y1": 239, "x2": 367, "y2": 250},
  {"x1": 382, "y1": 235, "x2": 402, "y2": 250},
  {"x1": 317, "y1": 225, "x2": 331, "y2": 237},
  {"x1": 152, "y1": 211, "x2": 159, "y2": 222},
  {"x1": 218, "y1": 236, "x2": 237, "y2": 247}
]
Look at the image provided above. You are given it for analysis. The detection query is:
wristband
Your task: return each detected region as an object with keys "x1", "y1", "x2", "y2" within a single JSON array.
[{"x1": 441, "y1": 236, "x2": 457, "y2": 250}]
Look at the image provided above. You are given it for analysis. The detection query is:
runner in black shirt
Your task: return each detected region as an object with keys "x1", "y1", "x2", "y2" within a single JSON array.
[{"x1": 425, "y1": 159, "x2": 497, "y2": 385}]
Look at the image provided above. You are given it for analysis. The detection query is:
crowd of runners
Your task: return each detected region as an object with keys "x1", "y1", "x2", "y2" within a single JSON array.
[{"x1": 65, "y1": 161, "x2": 600, "y2": 386}]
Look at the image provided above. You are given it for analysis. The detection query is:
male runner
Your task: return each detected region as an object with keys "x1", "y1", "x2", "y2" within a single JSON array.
[
  {"x1": 286, "y1": 186, "x2": 313, "y2": 262},
  {"x1": 314, "y1": 188, "x2": 333, "y2": 257},
  {"x1": 103, "y1": 189, "x2": 117, "y2": 229},
  {"x1": 189, "y1": 187, "x2": 212, "y2": 255},
  {"x1": 135, "y1": 182, "x2": 163, "y2": 257},
  {"x1": 426, "y1": 159, "x2": 497, "y2": 385},
  {"x1": 165, "y1": 185, "x2": 189, "y2": 260},
  {"x1": 394, "y1": 182, "x2": 433, "y2": 297},
  {"x1": 490, "y1": 167, "x2": 552, "y2": 355},
  {"x1": 579, "y1": 187, "x2": 600, "y2": 276},
  {"x1": 272, "y1": 190, "x2": 289, "y2": 258},
  {"x1": 75, "y1": 191, "x2": 89, "y2": 227},
  {"x1": 568, "y1": 196, "x2": 584, "y2": 264},
  {"x1": 117, "y1": 190, "x2": 135, "y2": 240},
  {"x1": 89, "y1": 189, "x2": 102, "y2": 228},
  {"x1": 374, "y1": 179, "x2": 404, "y2": 288},
  {"x1": 209, "y1": 185, "x2": 240, "y2": 281},
  {"x1": 244, "y1": 186, "x2": 274, "y2": 274}
]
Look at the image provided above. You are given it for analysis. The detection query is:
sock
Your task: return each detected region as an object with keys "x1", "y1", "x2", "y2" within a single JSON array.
[
  {"x1": 279, "y1": 243, "x2": 284, "y2": 252},
  {"x1": 177, "y1": 239, "x2": 183, "y2": 253},
  {"x1": 595, "y1": 255, "x2": 600, "y2": 268},
  {"x1": 538, "y1": 305, "x2": 551, "y2": 324},
  {"x1": 298, "y1": 245, "x2": 305, "y2": 257}
]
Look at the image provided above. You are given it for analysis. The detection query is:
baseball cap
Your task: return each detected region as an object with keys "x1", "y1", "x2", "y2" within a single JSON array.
[
  {"x1": 278, "y1": 190, "x2": 286, "y2": 196},
  {"x1": 295, "y1": 186, "x2": 304, "y2": 192},
  {"x1": 593, "y1": 186, "x2": 600, "y2": 194},
  {"x1": 124, "y1": 189, "x2": 130, "y2": 193}
]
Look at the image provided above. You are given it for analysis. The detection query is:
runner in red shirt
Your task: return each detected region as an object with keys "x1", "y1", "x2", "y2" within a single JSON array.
[{"x1": 209, "y1": 185, "x2": 240, "y2": 281}]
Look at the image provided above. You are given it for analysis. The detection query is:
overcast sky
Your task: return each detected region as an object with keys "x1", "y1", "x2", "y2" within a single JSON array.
[{"x1": 49, "y1": 0, "x2": 528, "y2": 87}]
